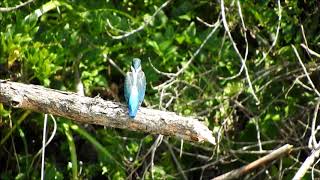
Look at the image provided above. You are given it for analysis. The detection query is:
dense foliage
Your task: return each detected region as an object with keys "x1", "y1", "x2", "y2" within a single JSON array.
[{"x1": 1, "y1": 0, "x2": 320, "y2": 179}]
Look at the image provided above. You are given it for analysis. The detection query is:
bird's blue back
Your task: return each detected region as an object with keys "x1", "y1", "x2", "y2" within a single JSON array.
[{"x1": 124, "y1": 58, "x2": 146, "y2": 118}]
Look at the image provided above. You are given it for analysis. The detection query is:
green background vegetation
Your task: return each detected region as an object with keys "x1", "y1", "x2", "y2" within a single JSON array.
[{"x1": 1, "y1": 0, "x2": 320, "y2": 179}]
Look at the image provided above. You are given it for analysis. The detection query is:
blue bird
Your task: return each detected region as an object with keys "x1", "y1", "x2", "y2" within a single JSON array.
[{"x1": 124, "y1": 58, "x2": 146, "y2": 118}]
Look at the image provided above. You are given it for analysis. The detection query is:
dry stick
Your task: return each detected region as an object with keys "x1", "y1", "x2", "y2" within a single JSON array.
[
  {"x1": 300, "y1": 25, "x2": 310, "y2": 58},
  {"x1": 196, "y1": 17, "x2": 216, "y2": 27},
  {"x1": 28, "y1": 114, "x2": 57, "y2": 174},
  {"x1": 0, "y1": 0, "x2": 35, "y2": 12},
  {"x1": 0, "y1": 80, "x2": 215, "y2": 144},
  {"x1": 257, "y1": 0, "x2": 282, "y2": 65},
  {"x1": 103, "y1": 54, "x2": 126, "y2": 77},
  {"x1": 164, "y1": 140, "x2": 188, "y2": 180},
  {"x1": 107, "y1": 0, "x2": 172, "y2": 40},
  {"x1": 292, "y1": 45, "x2": 320, "y2": 97},
  {"x1": 239, "y1": 0, "x2": 262, "y2": 156},
  {"x1": 169, "y1": 18, "x2": 221, "y2": 79},
  {"x1": 153, "y1": 18, "x2": 221, "y2": 90},
  {"x1": 212, "y1": 144, "x2": 293, "y2": 180},
  {"x1": 293, "y1": 145, "x2": 320, "y2": 179},
  {"x1": 9, "y1": 115, "x2": 21, "y2": 173},
  {"x1": 308, "y1": 100, "x2": 320, "y2": 149},
  {"x1": 254, "y1": 117, "x2": 263, "y2": 152},
  {"x1": 149, "y1": 58, "x2": 175, "y2": 77},
  {"x1": 222, "y1": 0, "x2": 248, "y2": 81},
  {"x1": 301, "y1": 44, "x2": 320, "y2": 58},
  {"x1": 150, "y1": 135, "x2": 163, "y2": 179},
  {"x1": 312, "y1": 157, "x2": 320, "y2": 179},
  {"x1": 40, "y1": 114, "x2": 48, "y2": 180},
  {"x1": 107, "y1": 57, "x2": 126, "y2": 76},
  {"x1": 220, "y1": 0, "x2": 260, "y2": 104},
  {"x1": 127, "y1": 135, "x2": 164, "y2": 178}
]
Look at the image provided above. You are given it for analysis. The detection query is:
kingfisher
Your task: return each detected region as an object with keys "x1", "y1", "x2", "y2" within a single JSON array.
[{"x1": 124, "y1": 58, "x2": 146, "y2": 118}]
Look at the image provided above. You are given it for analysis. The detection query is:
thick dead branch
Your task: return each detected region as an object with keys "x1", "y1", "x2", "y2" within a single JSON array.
[
  {"x1": 0, "y1": 80, "x2": 215, "y2": 144},
  {"x1": 213, "y1": 144, "x2": 293, "y2": 180}
]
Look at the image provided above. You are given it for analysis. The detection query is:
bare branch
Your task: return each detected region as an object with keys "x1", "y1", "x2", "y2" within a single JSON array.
[
  {"x1": 301, "y1": 43, "x2": 320, "y2": 59},
  {"x1": 308, "y1": 100, "x2": 320, "y2": 149},
  {"x1": 41, "y1": 114, "x2": 48, "y2": 180},
  {"x1": 220, "y1": 0, "x2": 260, "y2": 104},
  {"x1": 148, "y1": 57, "x2": 176, "y2": 78},
  {"x1": 0, "y1": 0, "x2": 35, "y2": 12},
  {"x1": 105, "y1": 56, "x2": 126, "y2": 76},
  {"x1": 257, "y1": 0, "x2": 282, "y2": 65},
  {"x1": 292, "y1": 45, "x2": 320, "y2": 97},
  {"x1": 293, "y1": 145, "x2": 320, "y2": 179},
  {"x1": 164, "y1": 140, "x2": 188, "y2": 180},
  {"x1": 220, "y1": 0, "x2": 249, "y2": 81},
  {"x1": 27, "y1": 114, "x2": 57, "y2": 174},
  {"x1": 150, "y1": 135, "x2": 163, "y2": 179},
  {"x1": 154, "y1": 18, "x2": 221, "y2": 90},
  {"x1": 0, "y1": 80, "x2": 215, "y2": 144},
  {"x1": 25, "y1": 1, "x2": 61, "y2": 20},
  {"x1": 196, "y1": 17, "x2": 216, "y2": 27},
  {"x1": 107, "y1": 0, "x2": 172, "y2": 40},
  {"x1": 172, "y1": 19, "x2": 221, "y2": 78},
  {"x1": 213, "y1": 144, "x2": 293, "y2": 180},
  {"x1": 254, "y1": 118, "x2": 263, "y2": 152}
]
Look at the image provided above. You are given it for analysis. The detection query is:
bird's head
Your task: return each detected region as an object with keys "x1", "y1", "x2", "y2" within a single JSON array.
[{"x1": 132, "y1": 58, "x2": 141, "y2": 71}]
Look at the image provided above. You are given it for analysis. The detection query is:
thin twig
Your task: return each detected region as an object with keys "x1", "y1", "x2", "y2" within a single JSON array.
[
  {"x1": 179, "y1": 139, "x2": 184, "y2": 158},
  {"x1": 312, "y1": 156, "x2": 320, "y2": 179},
  {"x1": 230, "y1": 149, "x2": 274, "y2": 155},
  {"x1": 213, "y1": 144, "x2": 293, "y2": 180},
  {"x1": 308, "y1": 100, "x2": 320, "y2": 149},
  {"x1": 174, "y1": 156, "x2": 231, "y2": 175},
  {"x1": 196, "y1": 17, "x2": 216, "y2": 27},
  {"x1": 221, "y1": 0, "x2": 249, "y2": 81},
  {"x1": 150, "y1": 135, "x2": 163, "y2": 179},
  {"x1": 10, "y1": 123, "x2": 21, "y2": 173},
  {"x1": 24, "y1": 0, "x2": 61, "y2": 20},
  {"x1": 172, "y1": 19, "x2": 221, "y2": 78},
  {"x1": 285, "y1": 65, "x2": 320, "y2": 98},
  {"x1": 152, "y1": 17, "x2": 220, "y2": 112},
  {"x1": 220, "y1": 0, "x2": 260, "y2": 104},
  {"x1": 28, "y1": 114, "x2": 57, "y2": 174},
  {"x1": 292, "y1": 45, "x2": 320, "y2": 97},
  {"x1": 300, "y1": 25, "x2": 310, "y2": 58},
  {"x1": 106, "y1": 19, "x2": 128, "y2": 34},
  {"x1": 107, "y1": 0, "x2": 172, "y2": 39},
  {"x1": 254, "y1": 118, "x2": 263, "y2": 152},
  {"x1": 154, "y1": 18, "x2": 221, "y2": 90},
  {"x1": 257, "y1": 0, "x2": 282, "y2": 65},
  {"x1": 301, "y1": 44, "x2": 320, "y2": 58},
  {"x1": 293, "y1": 144, "x2": 320, "y2": 179},
  {"x1": 164, "y1": 140, "x2": 188, "y2": 180},
  {"x1": 105, "y1": 55, "x2": 126, "y2": 76},
  {"x1": 41, "y1": 114, "x2": 48, "y2": 180},
  {"x1": 0, "y1": 0, "x2": 35, "y2": 12},
  {"x1": 171, "y1": 145, "x2": 211, "y2": 160},
  {"x1": 148, "y1": 57, "x2": 175, "y2": 77}
]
